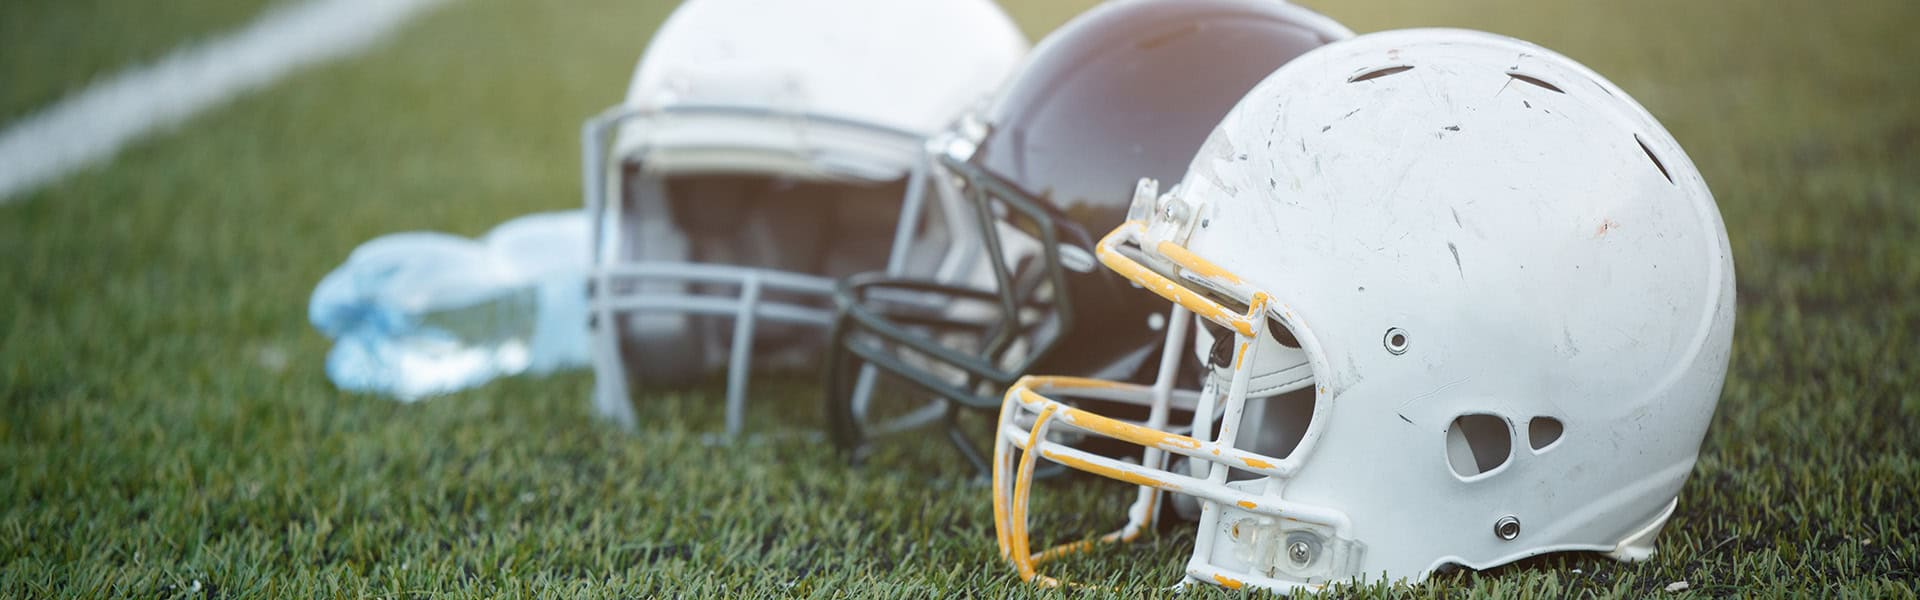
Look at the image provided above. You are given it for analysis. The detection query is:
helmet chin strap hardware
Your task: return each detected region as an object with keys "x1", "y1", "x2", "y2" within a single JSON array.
[
  {"x1": 939, "y1": 129, "x2": 979, "y2": 164},
  {"x1": 1130, "y1": 177, "x2": 1205, "y2": 247},
  {"x1": 1127, "y1": 178, "x2": 1160, "y2": 223}
]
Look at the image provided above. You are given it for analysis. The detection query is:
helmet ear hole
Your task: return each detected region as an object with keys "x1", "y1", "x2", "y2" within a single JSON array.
[{"x1": 1445, "y1": 414, "x2": 1512, "y2": 478}]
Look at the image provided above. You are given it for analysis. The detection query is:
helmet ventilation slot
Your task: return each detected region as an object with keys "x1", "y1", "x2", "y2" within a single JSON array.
[
  {"x1": 1636, "y1": 134, "x2": 1675, "y2": 184},
  {"x1": 1528, "y1": 416, "x2": 1564, "y2": 452},
  {"x1": 1348, "y1": 65, "x2": 1413, "y2": 83},
  {"x1": 1445, "y1": 414, "x2": 1512, "y2": 479},
  {"x1": 1506, "y1": 72, "x2": 1564, "y2": 94}
]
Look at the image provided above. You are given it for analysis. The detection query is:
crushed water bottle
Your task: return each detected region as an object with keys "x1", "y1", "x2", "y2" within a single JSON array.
[{"x1": 310, "y1": 211, "x2": 591, "y2": 401}]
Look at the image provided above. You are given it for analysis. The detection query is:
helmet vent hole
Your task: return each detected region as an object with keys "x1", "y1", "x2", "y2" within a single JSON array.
[
  {"x1": 1446, "y1": 414, "x2": 1511, "y2": 478},
  {"x1": 1506, "y1": 72, "x2": 1564, "y2": 94},
  {"x1": 1528, "y1": 417, "x2": 1564, "y2": 451},
  {"x1": 1636, "y1": 134, "x2": 1675, "y2": 184},
  {"x1": 1348, "y1": 65, "x2": 1413, "y2": 83}
]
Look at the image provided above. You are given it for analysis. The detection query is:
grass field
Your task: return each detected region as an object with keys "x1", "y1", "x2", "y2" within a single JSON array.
[
  {"x1": 0, "y1": 0, "x2": 283, "y2": 123},
  {"x1": 3, "y1": 0, "x2": 1916, "y2": 597}
]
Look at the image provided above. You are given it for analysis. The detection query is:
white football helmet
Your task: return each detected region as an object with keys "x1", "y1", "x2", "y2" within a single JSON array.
[
  {"x1": 993, "y1": 29, "x2": 1736, "y2": 593},
  {"x1": 581, "y1": 0, "x2": 1026, "y2": 434}
]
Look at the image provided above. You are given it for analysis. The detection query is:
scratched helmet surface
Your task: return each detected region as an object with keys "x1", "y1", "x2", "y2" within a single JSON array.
[
  {"x1": 992, "y1": 29, "x2": 1736, "y2": 593},
  {"x1": 821, "y1": 0, "x2": 1352, "y2": 475}
]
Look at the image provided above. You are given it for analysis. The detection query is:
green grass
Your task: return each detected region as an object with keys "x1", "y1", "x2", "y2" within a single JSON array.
[
  {"x1": 2, "y1": 0, "x2": 1916, "y2": 597},
  {"x1": 0, "y1": 0, "x2": 286, "y2": 122}
]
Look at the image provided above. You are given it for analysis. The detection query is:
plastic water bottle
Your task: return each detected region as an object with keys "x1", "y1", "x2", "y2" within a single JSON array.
[
  {"x1": 310, "y1": 211, "x2": 590, "y2": 400},
  {"x1": 481, "y1": 211, "x2": 593, "y2": 374}
]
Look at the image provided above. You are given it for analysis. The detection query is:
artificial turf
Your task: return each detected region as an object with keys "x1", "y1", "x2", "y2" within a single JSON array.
[{"x1": 2, "y1": 0, "x2": 1915, "y2": 597}]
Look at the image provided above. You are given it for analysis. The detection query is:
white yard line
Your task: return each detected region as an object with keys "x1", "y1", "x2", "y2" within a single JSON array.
[{"x1": 0, "y1": 0, "x2": 453, "y2": 203}]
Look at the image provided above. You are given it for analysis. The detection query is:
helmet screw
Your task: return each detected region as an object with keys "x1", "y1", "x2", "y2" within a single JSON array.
[
  {"x1": 1288, "y1": 540, "x2": 1312, "y2": 565},
  {"x1": 1495, "y1": 516, "x2": 1521, "y2": 541},
  {"x1": 1383, "y1": 327, "x2": 1411, "y2": 355}
]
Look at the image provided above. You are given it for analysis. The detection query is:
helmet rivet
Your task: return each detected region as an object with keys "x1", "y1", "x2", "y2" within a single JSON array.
[
  {"x1": 1496, "y1": 516, "x2": 1521, "y2": 541},
  {"x1": 1383, "y1": 327, "x2": 1411, "y2": 355},
  {"x1": 1288, "y1": 540, "x2": 1312, "y2": 565}
]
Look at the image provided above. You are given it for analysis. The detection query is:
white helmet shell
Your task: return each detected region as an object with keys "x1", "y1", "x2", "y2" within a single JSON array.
[
  {"x1": 614, "y1": 0, "x2": 1027, "y2": 180},
  {"x1": 993, "y1": 28, "x2": 1735, "y2": 594}
]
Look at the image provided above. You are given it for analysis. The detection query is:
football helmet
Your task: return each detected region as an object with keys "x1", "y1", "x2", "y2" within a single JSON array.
[
  {"x1": 822, "y1": 0, "x2": 1352, "y2": 474},
  {"x1": 993, "y1": 29, "x2": 1736, "y2": 593},
  {"x1": 581, "y1": 0, "x2": 1026, "y2": 434}
]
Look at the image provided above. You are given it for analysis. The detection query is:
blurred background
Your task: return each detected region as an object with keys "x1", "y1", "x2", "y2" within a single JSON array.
[{"x1": 2, "y1": 0, "x2": 1913, "y2": 596}]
